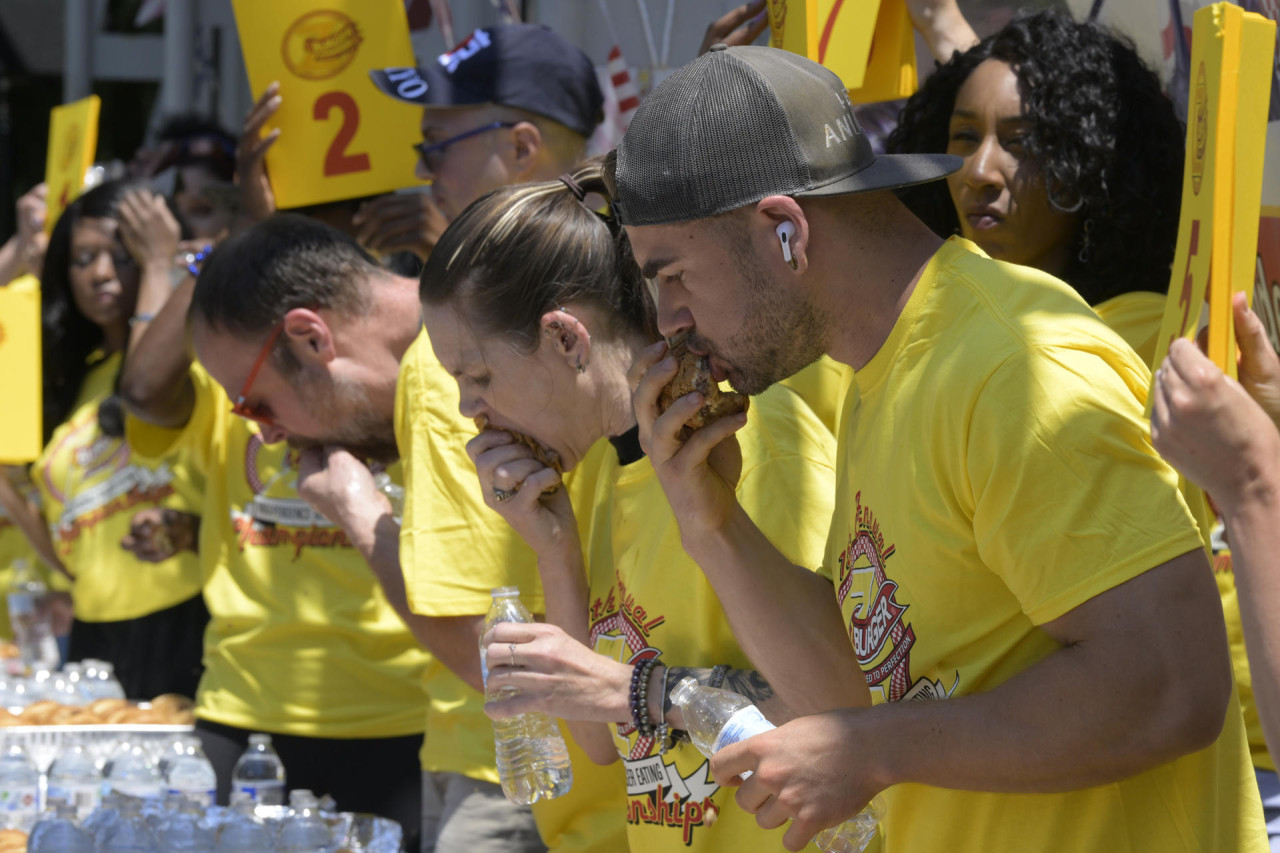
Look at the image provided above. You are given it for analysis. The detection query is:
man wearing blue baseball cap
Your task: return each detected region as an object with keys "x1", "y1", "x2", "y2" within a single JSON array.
[{"x1": 371, "y1": 24, "x2": 603, "y2": 223}]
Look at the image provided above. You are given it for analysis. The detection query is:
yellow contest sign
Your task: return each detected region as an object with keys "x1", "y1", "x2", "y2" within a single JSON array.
[
  {"x1": 768, "y1": 0, "x2": 916, "y2": 103},
  {"x1": 43, "y1": 95, "x2": 100, "y2": 234},
  {"x1": 0, "y1": 277, "x2": 42, "y2": 463},
  {"x1": 231, "y1": 0, "x2": 425, "y2": 209},
  {"x1": 1149, "y1": 3, "x2": 1275, "y2": 397}
]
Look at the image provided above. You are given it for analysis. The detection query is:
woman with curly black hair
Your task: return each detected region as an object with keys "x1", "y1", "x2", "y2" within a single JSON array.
[{"x1": 888, "y1": 9, "x2": 1184, "y2": 361}]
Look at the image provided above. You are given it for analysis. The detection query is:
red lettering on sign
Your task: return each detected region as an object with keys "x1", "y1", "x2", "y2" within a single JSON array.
[{"x1": 313, "y1": 91, "x2": 371, "y2": 176}]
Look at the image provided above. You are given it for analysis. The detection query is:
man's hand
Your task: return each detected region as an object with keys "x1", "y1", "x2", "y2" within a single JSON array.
[
  {"x1": 467, "y1": 428, "x2": 575, "y2": 558},
  {"x1": 1152, "y1": 333, "x2": 1280, "y2": 516},
  {"x1": 713, "y1": 709, "x2": 886, "y2": 851},
  {"x1": 237, "y1": 82, "x2": 282, "y2": 224},
  {"x1": 629, "y1": 340, "x2": 747, "y2": 542},
  {"x1": 117, "y1": 189, "x2": 181, "y2": 270},
  {"x1": 480, "y1": 621, "x2": 631, "y2": 723},
  {"x1": 352, "y1": 193, "x2": 447, "y2": 260},
  {"x1": 295, "y1": 445, "x2": 389, "y2": 532},
  {"x1": 121, "y1": 508, "x2": 200, "y2": 562},
  {"x1": 699, "y1": 1, "x2": 769, "y2": 55}
]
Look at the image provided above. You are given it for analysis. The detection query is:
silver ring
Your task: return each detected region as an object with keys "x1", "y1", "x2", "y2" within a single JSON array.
[
  {"x1": 509, "y1": 643, "x2": 518, "y2": 668},
  {"x1": 493, "y1": 486, "x2": 518, "y2": 503}
]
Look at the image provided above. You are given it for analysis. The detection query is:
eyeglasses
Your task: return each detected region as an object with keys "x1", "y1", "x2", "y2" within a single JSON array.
[
  {"x1": 412, "y1": 121, "x2": 517, "y2": 172},
  {"x1": 230, "y1": 322, "x2": 284, "y2": 427}
]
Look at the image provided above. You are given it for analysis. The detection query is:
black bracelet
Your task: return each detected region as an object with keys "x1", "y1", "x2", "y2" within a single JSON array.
[
  {"x1": 630, "y1": 656, "x2": 661, "y2": 739},
  {"x1": 708, "y1": 664, "x2": 730, "y2": 690}
]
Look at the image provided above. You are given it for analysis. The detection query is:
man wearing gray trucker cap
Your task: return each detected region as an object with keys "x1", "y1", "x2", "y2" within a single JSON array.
[{"x1": 617, "y1": 44, "x2": 1266, "y2": 852}]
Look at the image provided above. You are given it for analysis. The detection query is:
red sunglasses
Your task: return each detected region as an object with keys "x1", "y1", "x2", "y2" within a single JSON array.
[{"x1": 230, "y1": 322, "x2": 284, "y2": 427}]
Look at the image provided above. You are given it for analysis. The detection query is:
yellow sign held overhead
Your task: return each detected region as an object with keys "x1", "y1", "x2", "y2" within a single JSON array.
[
  {"x1": 231, "y1": 0, "x2": 426, "y2": 209},
  {"x1": 1148, "y1": 3, "x2": 1275, "y2": 400},
  {"x1": 0, "y1": 278, "x2": 42, "y2": 463},
  {"x1": 768, "y1": 0, "x2": 917, "y2": 103},
  {"x1": 43, "y1": 95, "x2": 100, "y2": 234}
]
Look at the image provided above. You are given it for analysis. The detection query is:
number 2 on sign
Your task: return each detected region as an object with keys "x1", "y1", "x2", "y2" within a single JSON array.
[
  {"x1": 1168, "y1": 219, "x2": 1203, "y2": 354},
  {"x1": 313, "y1": 91, "x2": 371, "y2": 177}
]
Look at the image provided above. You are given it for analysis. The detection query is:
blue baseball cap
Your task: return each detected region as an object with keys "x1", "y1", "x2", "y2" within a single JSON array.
[{"x1": 370, "y1": 24, "x2": 603, "y2": 138}]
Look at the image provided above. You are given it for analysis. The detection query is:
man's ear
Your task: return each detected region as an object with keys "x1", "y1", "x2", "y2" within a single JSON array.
[
  {"x1": 280, "y1": 308, "x2": 336, "y2": 365},
  {"x1": 539, "y1": 308, "x2": 592, "y2": 373},
  {"x1": 757, "y1": 195, "x2": 811, "y2": 274},
  {"x1": 510, "y1": 122, "x2": 544, "y2": 177}
]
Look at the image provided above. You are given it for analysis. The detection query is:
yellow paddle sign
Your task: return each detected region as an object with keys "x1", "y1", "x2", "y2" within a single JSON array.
[
  {"x1": 43, "y1": 95, "x2": 100, "y2": 234},
  {"x1": 0, "y1": 278, "x2": 42, "y2": 463},
  {"x1": 768, "y1": 0, "x2": 917, "y2": 103},
  {"x1": 1148, "y1": 3, "x2": 1274, "y2": 399},
  {"x1": 231, "y1": 0, "x2": 426, "y2": 208}
]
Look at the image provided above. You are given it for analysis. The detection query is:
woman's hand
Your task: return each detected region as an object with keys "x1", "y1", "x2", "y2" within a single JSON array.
[
  {"x1": 117, "y1": 189, "x2": 181, "y2": 270},
  {"x1": 481, "y1": 621, "x2": 631, "y2": 723},
  {"x1": 629, "y1": 341, "x2": 747, "y2": 543},
  {"x1": 14, "y1": 183, "x2": 48, "y2": 276},
  {"x1": 468, "y1": 428, "x2": 578, "y2": 559}
]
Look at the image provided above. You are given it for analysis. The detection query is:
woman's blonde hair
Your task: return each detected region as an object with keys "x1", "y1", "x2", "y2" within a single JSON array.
[{"x1": 420, "y1": 157, "x2": 654, "y2": 352}]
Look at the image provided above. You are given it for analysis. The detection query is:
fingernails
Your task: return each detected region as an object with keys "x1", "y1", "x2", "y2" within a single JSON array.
[{"x1": 660, "y1": 357, "x2": 677, "y2": 371}]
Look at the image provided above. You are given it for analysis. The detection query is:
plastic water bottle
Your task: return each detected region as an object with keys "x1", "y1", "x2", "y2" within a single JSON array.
[
  {"x1": 46, "y1": 741, "x2": 103, "y2": 819},
  {"x1": 215, "y1": 798, "x2": 274, "y2": 852},
  {"x1": 670, "y1": 677, "x2": 883, "y2": 853},
  {"x1": 104, "y1": 742, "x2": 164, "y2": 800},
  {"x1": 93, "y1": 661, "x2": 127, "y2": 700},
  {"x1": 481, "y1": 587, "x2": 573, "y2": 805},
  {"x1": 7, "y1": 560, "x2": 58, "y2": 671},
  {"x1": 277, "y1": 789, "x2": 331, "y2": 852},
  {"x1": 28, "y1": 799, "x2": 94, "y2": 853},
  {"x1": 166, "y1": 736, "x2": 217, "y2": 807},
  {"x1": 100, "y1": 796, "x2": 158, "y2": 852},
  {"x1": 231, "y1": 734, "x2": 285, "y2": 805},
  {"x1": 0, "y1": 742, "x2": 40, "y2": 831},
  {"x1": 155, "y1": 797, "x2": 216, "y2": 852}
]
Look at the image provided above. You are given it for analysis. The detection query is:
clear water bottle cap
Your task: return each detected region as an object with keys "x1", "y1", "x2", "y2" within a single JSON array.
[
  {"x1": 491, "y1": 586, "x2": 520, "y2": 598},
  {"x1": 248, "y1": 733, "x2": 273, "y2": 747},
  {"x1": 670, "y1": 676, "x2": 700, "y2": 708},
  {"x1": 288, "y1": 789, "x2": 317, "y2": 808}
]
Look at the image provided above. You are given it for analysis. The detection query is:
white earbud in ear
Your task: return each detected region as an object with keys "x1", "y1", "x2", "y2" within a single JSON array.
[{"x1": 776, "y1": 221, "x2": 797, "y2": 269}]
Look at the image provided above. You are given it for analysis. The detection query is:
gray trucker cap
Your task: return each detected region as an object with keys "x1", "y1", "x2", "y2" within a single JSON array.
[{"x1": 612, "y1": 44, "x2": 960, "y2": 227}]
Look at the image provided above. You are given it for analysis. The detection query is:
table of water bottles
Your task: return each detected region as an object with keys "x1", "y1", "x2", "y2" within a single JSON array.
[{"x1": 0, "y1": 662, "x2": 401, "y2": 852}]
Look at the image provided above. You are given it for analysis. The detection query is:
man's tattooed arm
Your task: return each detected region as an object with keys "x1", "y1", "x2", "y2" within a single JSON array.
[{"x1": 652, "y1": 666, "x2": 796, "y2": 731}]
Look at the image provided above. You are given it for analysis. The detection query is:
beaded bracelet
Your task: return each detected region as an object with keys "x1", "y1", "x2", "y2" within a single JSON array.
[
  {"x1": 186, "y1": 245, "x2": 213, "y2": 278},
  {"x1": 708, "y1": 664, "x2": 730, "y2": 690},
  {"x1": 630, "y1": 656, "x2": 661, "y2": 739}
]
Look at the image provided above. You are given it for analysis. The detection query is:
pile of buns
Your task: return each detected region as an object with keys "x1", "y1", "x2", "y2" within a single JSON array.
[
  {"x1": 0, "y1": 694, "x2": 194, "y2": 727},
  {"x1": 0, "y1": 828, "x2": 24, "y2": 852}
]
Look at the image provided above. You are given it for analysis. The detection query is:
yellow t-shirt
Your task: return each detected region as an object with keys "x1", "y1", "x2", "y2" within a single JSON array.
[
  {"x1": 581, "y1": 381, "x2": 848, "y2": 852},
  {"x1": 1092, "y1": 290, "x2": 1166, "y2": 367},
  {"x1": 1093, "y1": 291, "x2": 1274, "y2": 773},
  {"x1": 0, "y1": 470, "x2": 42, "y2": 640},
  {"x1": 822, "y1": 238, "x2": 1266, "y2": 851},
  {"x1": 128, "y1": 365, "x2": 428, "y2": 738},
  {"x1": 396, "y1": 331, "x2": 627, "y2": 851},
  {"x1": 778, "y1": 356, "x2": 854, "y2": 435},
  {"x1": 34, "y1": 353, "x2": 205, "y2": 622}
]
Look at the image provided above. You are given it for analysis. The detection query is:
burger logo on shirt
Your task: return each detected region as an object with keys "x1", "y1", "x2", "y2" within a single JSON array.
[
  {"x1": 1191, "y1": 61, "x2": 1208, "y2": 196},
  {"x1": 281, "y1": 10, "x2": 363, "y2": 81}
]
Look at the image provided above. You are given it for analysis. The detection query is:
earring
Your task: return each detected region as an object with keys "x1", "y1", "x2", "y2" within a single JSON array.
[
  {"x1": 1077, "y1": 218, "x2": 1093, "y2": 265},
  {"x1": 576, "y1": 356, "x2": 586, "y2": 374}
]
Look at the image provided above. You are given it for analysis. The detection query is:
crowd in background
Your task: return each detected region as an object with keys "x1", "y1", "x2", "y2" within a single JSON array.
[{"x1": 1, "y1": 1, "x2": 1279, "y2": 851}]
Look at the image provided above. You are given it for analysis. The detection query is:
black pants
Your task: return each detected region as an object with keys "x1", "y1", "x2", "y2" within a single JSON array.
[
  {"x1": 67, "y1": 592, "x2": 209, "y2": 699},
  {"x1": 196, "y1": 718, "x2": 423, "y2": 852}
]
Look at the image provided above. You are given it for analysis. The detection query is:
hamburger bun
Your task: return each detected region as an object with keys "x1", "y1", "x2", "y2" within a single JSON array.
[{"x1": 657, "y1": 333, "x2": 749, "y2": 436}]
